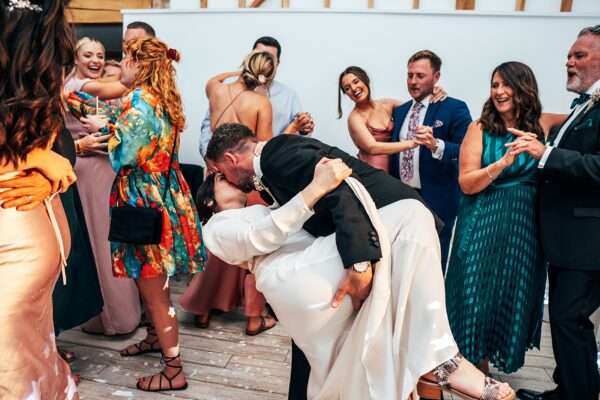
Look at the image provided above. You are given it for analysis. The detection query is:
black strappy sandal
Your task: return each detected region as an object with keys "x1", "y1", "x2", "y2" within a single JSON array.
[
  {"x1": 136, "y1": 354, "x2": 188, "y2": 392},
  {"x1": 120, "y1": 327, "x2": 161, "y2": 357}
]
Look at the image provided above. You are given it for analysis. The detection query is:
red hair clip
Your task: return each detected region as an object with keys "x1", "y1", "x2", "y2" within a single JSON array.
[{"x1": 166, "y1": 48, "x2": 178, "y2": 61}]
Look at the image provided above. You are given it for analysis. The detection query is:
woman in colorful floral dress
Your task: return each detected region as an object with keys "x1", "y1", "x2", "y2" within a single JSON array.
[{"x1": 107, "y1": 37, "x2": 206, "y2": 392}]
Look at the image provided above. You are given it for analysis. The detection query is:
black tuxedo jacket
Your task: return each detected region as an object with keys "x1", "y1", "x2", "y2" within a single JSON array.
[
  {"x1": 539, "y1": 101, "x2": 600, "y2": 270},
  {"x1": 259, "y1": 134, "x2": 434, "y2": 268}
]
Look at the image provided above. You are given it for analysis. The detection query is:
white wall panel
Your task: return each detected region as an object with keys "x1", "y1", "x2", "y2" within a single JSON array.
[{"x1": 123, "y1": 9, "x2": 600, "y2": 165}]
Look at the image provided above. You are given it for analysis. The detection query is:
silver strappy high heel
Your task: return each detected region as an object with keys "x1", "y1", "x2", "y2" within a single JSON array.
[{"x1": 418, "y1": 353, "x2": 516, "y2": 400}]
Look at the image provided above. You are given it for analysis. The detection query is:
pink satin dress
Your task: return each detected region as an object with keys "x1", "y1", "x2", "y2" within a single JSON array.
[
  {"x1": 357, "y1": 119, "x2": 394, "y2": 173},
  {"x1": 0, "y1": 172, "x2": 78, "y2": 399},
  {"x1": 64, "y1": 77, "x2": 141, "y2": 335},
  {"x1": 180, "y1": 192, "x2": 267, "y2": 319}
]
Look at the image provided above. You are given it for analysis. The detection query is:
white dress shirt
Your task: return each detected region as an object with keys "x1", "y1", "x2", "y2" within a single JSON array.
[
  {"x1": 398, "y1": 95, "x2": 444, "y2": 189},
  {"x1": 539, "y1": 79, "x2": 600, "y2": 168}
]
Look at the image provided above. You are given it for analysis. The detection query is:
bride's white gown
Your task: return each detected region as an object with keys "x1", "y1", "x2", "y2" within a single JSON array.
[{"x1": 204, "y1": 178, "x2": 458, "y2": 399}]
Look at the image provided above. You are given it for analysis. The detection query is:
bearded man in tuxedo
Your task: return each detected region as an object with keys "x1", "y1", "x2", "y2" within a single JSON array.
[{"x1": 510, "y1": 25, "x2": 600, "y2": 400}]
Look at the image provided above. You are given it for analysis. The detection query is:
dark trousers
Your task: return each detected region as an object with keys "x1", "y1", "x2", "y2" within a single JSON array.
[
  {"x1": 548, "y1": 266, "x2": 600, "y2": 400},
  {"x1": 288, "y1": 341, "x2": 310, "y2": 400}
]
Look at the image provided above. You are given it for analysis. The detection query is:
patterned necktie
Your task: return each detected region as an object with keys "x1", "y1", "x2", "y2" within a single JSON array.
[
  {"x1": 570, "y1": 93, "x2": 591, "y2": 109},
  {"x1": 400, "y1": 101, "x2": 424, "y2": 183}
]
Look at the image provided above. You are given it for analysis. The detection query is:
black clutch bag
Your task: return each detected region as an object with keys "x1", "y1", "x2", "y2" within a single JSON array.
[
  {"x1": 108, "y1": 205, "x2": 163, "y2": 244},
  {"x1": 108, "y1": 132, "x2": 176, "y2": 245}
]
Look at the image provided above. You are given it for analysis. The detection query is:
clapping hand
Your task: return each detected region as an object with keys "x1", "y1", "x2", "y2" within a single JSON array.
[
  {"x1": 284, "y1": 112, "x2": 315, "y2": 135},
  {"x1": 414, "y1": 125, "x2": 437, "y2": 151},
  {"x1": 505, "y1": 128, "x2": 545, "y2": 160},
  {"x1": 296, "y1": 112, "x2": 315, "y2": 135}
]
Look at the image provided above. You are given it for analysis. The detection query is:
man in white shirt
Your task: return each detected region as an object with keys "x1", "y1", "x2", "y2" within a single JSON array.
[
  {"x1": 199, "y1": 36, "x2": 314, "y2": 157},
  {"x1": 510, "y1": 25, "x2": 600, "y2": 400}
]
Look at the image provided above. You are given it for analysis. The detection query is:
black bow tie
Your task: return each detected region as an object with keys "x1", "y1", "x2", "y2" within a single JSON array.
[{"x1": 570, "y1": 93, "x2": 591, "y2": 109}]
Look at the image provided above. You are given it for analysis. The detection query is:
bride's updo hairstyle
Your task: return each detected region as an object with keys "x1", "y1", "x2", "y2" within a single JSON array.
[{"x1": 240, "y1": 50, "x2": 277, "y2": 90}]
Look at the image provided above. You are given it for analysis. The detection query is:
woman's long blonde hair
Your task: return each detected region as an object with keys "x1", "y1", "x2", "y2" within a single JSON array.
[{"x1": 124, "y1": 38, "x2": 185, "y2": 131}]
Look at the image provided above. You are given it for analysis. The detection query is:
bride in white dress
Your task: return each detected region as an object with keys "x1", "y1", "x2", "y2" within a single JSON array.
[{"x1": 197, "y1": 158, "x2": 515, "y2": 400}]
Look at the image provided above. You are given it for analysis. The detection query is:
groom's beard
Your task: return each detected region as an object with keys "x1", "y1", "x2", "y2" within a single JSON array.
[{"x1": 238, "y1": 172, "x2": 256, "y2": 193}]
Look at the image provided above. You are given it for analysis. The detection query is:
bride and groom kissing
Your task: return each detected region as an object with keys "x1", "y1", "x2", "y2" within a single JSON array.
[{"x1": 199, "y1": 122, "x2": 515, "y2": 400}]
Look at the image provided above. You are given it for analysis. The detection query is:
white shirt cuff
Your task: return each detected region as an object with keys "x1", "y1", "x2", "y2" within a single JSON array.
[
  {"x1": 431, "y1": 139, "x2": 445, "y2": 160},
  {"x1": 269, "y1": 193, "x2": 315, "y2": 234},
  {"x1": 538, "y1": 146, "x2": 554, "y2": 169}
]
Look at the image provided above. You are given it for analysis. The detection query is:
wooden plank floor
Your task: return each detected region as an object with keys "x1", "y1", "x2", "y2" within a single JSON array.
[{"x1": 58, "y1": 279, "x2": 575, "y2": 399}]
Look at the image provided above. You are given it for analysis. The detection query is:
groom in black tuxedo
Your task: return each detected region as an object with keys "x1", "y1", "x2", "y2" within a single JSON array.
[
  {"x1": 510, "y1": 25, "x2": 600, "y2": 400},
  {"x1": 205, "y1": 123, "x2": 438, "y2": 400}
]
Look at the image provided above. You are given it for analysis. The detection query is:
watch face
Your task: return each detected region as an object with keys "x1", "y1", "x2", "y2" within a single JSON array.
[{"x1": 353, "y1": 262, "x2": 368, "y2": 272}]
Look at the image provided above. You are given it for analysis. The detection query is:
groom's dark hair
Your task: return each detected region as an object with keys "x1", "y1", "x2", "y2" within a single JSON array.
[{"x1": 206, "y1": 123, "x2": 257, "y2": 161}]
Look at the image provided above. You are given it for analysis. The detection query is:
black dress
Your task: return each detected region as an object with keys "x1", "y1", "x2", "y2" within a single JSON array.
[{"x1": 52, "y1": 128, "x2": 103, "y2": 334}]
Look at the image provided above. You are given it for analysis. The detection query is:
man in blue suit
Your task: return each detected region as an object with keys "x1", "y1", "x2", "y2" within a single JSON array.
[{"x1": 390, "y1": 50, "x2": 472, "y2": 269}]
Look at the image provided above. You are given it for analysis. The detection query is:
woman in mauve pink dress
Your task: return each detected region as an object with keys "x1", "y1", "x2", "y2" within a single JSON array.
[
  {"x1": 337, "y1": 66, "x2": 446, "y2": 172},
  {"x1": 63, "y1": 37, "x2": 141, "y2": 336}
]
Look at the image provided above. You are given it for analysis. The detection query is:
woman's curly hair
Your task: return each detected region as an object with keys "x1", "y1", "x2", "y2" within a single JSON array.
[
  {"x1": 124, "y1": 37, "x2": 186, "y2": 132},
  {"x1": 0, "y1": 0, "x2": 75, "y2": 166}
]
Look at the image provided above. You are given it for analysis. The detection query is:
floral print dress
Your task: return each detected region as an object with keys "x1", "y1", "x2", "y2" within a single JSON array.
[{"x1": 107, "y1": 87, "x2": 206, "y2": 279}]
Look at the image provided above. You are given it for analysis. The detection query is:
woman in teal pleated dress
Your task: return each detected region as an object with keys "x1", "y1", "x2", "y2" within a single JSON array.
[
  {"x1": 106, "y1": 37, "x2": 206, "y2": 392},
  {"x1": 445, "y1": 62, "x2": 566, "y2": 374}
]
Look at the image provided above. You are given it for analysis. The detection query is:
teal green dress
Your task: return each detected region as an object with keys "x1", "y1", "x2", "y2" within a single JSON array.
[{"x1": 445, "y1": 130, "x2": 546, "y2": 373}]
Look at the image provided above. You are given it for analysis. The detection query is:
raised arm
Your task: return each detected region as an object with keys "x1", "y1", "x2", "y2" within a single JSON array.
[
  {"x1": 348, "y1": 112, "x2": 416, "y2": 156},
  {"x1": 205, "y1": 158, "x2": 352, "y2": 265},
  {"x1": 262, "y1": 136, "x2": 382, "y2": 267},
  {"x1": 540, "y1": 112, "x2": 568, "y2": 139},
  {"x1": 80, "y1": 80, "x2": 128, "y2": 100},
  {"x1": 205, "y1": 71, "x2": 241, "y2": 98}
]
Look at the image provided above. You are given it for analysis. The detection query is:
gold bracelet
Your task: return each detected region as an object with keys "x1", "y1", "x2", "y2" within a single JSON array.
[
  {"x1": 485, "y1": 165, "x2": 494, "y2": 180},
  {"x1": 75, "y1": 139, "x2": 83, "y2": 156}
]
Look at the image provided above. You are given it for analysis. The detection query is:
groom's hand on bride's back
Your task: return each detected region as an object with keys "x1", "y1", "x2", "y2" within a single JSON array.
[{"x1": 331, "y1": 264, "x2": 374, "y2": 310}]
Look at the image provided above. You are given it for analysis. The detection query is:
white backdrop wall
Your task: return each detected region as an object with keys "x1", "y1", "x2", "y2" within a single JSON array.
[{"x1": 123, "y1": 9, "x2": 600, "y2": 166}]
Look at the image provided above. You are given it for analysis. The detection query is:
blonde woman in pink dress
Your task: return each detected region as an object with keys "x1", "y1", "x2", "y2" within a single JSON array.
[
  {"x1": 0, "y1": 0, "x2": 79, "y2": 398},
  {"x1": 63, "y1": 37, "x2": 141, "y2": 336}
]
